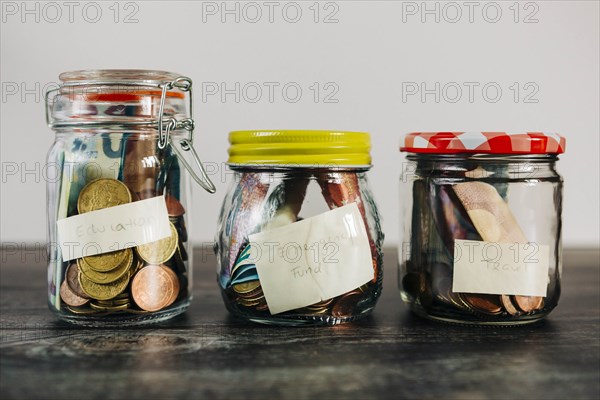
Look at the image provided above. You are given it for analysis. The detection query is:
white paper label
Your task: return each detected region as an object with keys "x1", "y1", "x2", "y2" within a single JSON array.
[
  {"x1": 57, "y1": 196, "x2": 171, "y2": 261},
  {"x1": 452, "y1": 239, "x2": 550, "y2": 297},
  {"x1": 249, "y1": 203, "x2": 374, "y2": 315}
]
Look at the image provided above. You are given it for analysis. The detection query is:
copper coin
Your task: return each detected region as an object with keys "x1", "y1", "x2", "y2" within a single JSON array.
[
  {"x1": 60, "y1": 280, "x2": 89, "y2": 307},
  {"x1": 131, "y1": 265, "x2": 178, "y2": 312},
  {"x1": 461, "y1": 293, "x2": 503, "y2": 314},
  {"x1": 165, "y1": 194, "x2": 185, "y2": 217},
  {"x1": 331, "y1": 290, "x2": 362, "y2": 318},
  {"x1": 501, "y1": 294, "x2": 520, "y2": 316},
  {"x1": 161, "y1": 266, "x2": 180, "y2": 307},
  {"x1": 513, "y1": 295, "x2": 544, "y2": 312},
  {"x1": 65, "y1": 263, "x2": 90, "y2": 299}
]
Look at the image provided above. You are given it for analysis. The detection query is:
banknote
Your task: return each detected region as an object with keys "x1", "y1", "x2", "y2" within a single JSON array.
[{"x1": 53, "y1": 133, "x2": 125, "y2": 309}]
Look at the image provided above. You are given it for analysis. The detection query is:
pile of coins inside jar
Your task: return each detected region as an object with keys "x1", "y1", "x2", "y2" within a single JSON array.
[{"x1": 59, "y1": 178, "x2": 189, "y2": 316}]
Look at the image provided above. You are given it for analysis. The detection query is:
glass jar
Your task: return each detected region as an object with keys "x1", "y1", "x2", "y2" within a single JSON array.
[
  {"x1": 399, "y1": 132, "x2": 566, "y2": 325},
  {"x1": 45, "y1": 69, "x2": 215, "y2": 326},
  {"x1": 215, "y1": 130, "x2": 384, "y2": 326}
]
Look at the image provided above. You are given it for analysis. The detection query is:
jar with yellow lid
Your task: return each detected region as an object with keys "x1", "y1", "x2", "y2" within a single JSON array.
[{"x1": 215, "y1": 130, "x2": 384, "y2": 326}]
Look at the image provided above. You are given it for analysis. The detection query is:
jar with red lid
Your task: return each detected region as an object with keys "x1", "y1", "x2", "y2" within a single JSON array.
[{"x1": 399, "y1": 132, "x2": 566, "y2": 325}]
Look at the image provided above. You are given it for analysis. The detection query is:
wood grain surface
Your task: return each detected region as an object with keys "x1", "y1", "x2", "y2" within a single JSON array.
[{"x1": 1, "y1": 248, "x2": 598, "y2": 400}]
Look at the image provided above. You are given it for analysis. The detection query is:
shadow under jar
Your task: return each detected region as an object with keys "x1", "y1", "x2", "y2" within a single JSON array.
[
  {"x1": 216, "y1": 130, "x2": 384, "y2": 326},
  {"x1": 46, "y1": 69, "x2": 215, "y2": 327},
  {"x1": 399, "y1": 132, "x2": 566, "y2": 325}
]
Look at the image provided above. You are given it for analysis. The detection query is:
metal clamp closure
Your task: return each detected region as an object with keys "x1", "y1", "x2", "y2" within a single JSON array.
[{"x1": 45, "y1": 76, "x2": 216, "y2": 194}]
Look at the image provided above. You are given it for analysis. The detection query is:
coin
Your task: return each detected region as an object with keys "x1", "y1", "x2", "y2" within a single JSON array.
[
  {"x1": 136, "y1": 222, "x2": 178, "y2": 264},
  {"x1": 60, "y1": 280, "x2": 89, "y2": 307},
  {"x1": 129, "y1": 258, "x2": 144, "y2": 277},
  {"x1": 460, "y1": 293, "x2": 503, "y2": 314},
  {"x1": 78, "y1": 249, "x2": 133, "y2": 284},
  {"x1": 81, "y1": 249, "x2": 130, "y2": 272},
  {"x1": 66, "y1": 306, "x2": 101, "y2": 315},
  {"x1": 233, "y1": 280, "x2": 261, "y2": 294},
  {"x1": 131, "y1": 265, "x2": 179, "y2": 312},
  {"x1": 65, "y1": 263, "x2": 90, "y2": 299},
  {"x1": 78, "y1": 178, "x2": 132, "y2": 213},
  {"x1": 162, "y1": 266, "x2": 180, "y2": 306},
  {"x1": 96, "y1": 297, "x2": 130, "y2": 306},
  {"x1": 165, "y1": 194, "x2": 185, "y2": 217},
  {"x1": 304, "y1": 298, "x2": 334, "y2": 314},
  {"x1": 513, "y1": 295, "x2": 544, "y2": 312},
  {"x1": 331, "y1": 290, "x2": 362, "y2": 317},
  {"x1": 90, "y1": 302, "x2": 130, "y2": 312},
  {"x1": 306, "y1": 298, "x2": 334, "y2": 310},
  {"x1": 501, "y1": 295, "x2": 520, "y2": 316},
  {"x1": 79, "y1": 271, "x2": 129, "y2": 300}
]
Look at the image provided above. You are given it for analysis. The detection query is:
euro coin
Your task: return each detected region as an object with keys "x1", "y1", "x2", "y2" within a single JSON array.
[
  {"x1": 78, "y1": 178, "x2": 132, "y2": 213},
  {"x1": 79, "y1": 271, "x2": 129, "y2": 301},
  {"x1": 131, "y1": 265, "x2": 179, "y2": 312},
  {"x1": 136, "y1": 222, "x2": 178, "y2": 264},
  {"x1": 82, "y1": 249, "x2": 130, "y2": 272}
]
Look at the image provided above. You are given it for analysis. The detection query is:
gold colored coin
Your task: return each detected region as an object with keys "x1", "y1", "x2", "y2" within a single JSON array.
[
  {"x1": 78, "y1": 249, "x2": 133, "y2": 284},
  {"x1": 136, "y1": 222, "x2": 178, "y2": 264},
  {"x1": 66, "y1": 306, "x2": 101, "y2": 315},
  {"x1": 233, "y1": 280, "x2": 261, "y2": 294},
  {"x1": 79, "y1": 271, "x2": 129, "y2": 301},
  {"x1": 90, "y1": 302, "x2": 130, "y2": 312},
  {"x1": 77, "y1": 178, "x2": 132, "y2": 213},
  {"x1": 96, "y1": 297, "x2": 130, "y2": 306},
  {"x1": 82, "y1": 249, "x2": 130, "y2": 272}
]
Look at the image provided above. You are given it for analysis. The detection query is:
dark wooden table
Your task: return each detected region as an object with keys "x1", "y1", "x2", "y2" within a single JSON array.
[{"x1": 1, "y1": 248, "x2": 598, "y2": 400}]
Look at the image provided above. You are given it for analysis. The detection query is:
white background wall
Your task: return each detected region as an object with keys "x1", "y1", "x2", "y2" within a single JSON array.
[{"x1": 1, "y1": 0, "x2": 598, "y2": 248}]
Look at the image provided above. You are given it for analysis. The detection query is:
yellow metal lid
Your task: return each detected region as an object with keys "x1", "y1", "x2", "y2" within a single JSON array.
[{"x1": 228, "y1": 130, "x2": 372, "y2": 167}]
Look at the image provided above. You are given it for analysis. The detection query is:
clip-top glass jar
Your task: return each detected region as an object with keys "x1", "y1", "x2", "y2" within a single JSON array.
[
  {"x1": 45, "y1": 69, "x2": 215, "y2": 326},
  {"x1": 215, "y1": 130, "x2": 384, "y2": 326},
  {"x1": 399, "y1": 132, "x2": 566, "y2": 325}
]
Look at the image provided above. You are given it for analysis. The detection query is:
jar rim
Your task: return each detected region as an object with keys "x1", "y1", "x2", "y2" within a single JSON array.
[
  {"x1": 405, "y1": 153, "x2": 559, "y2": 162},
  {"x1": 59, "y1": 69, "x2": 183, "y2": 85},
  {"x1": 227, "y1": 163, "x2": 371, "y2": 171}
]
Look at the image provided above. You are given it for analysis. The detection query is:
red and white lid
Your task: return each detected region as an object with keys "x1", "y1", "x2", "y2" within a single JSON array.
[{"x1": 401, "y1": 132, "x2": 566, "y2": 154}]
